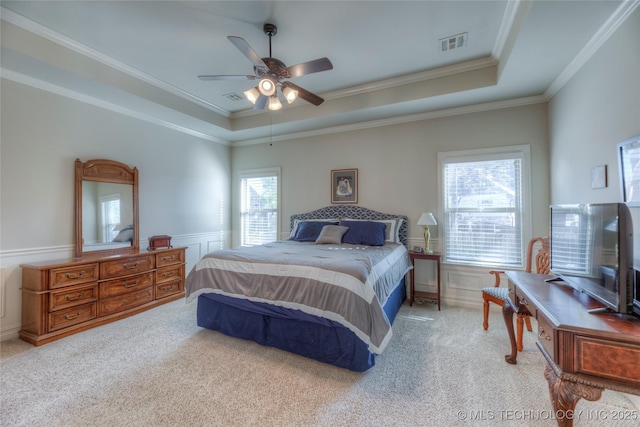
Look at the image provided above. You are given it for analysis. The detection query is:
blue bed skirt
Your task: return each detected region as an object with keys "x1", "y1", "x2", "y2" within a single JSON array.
[{"x1": 196, "y1": 278, "x2": 406, "y2": 372}]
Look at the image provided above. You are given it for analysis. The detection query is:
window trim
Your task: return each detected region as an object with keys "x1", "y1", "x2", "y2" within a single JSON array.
[
  {"x1": 437, "y1": 145, "x2": 532, "y2": 268},
  {"x1": 239, "y1": 167, "x2": 281, "y2": 246}
]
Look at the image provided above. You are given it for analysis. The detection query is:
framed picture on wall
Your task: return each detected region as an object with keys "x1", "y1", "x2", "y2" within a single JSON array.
[
  {"x1": 617, "y1": 134, "x2": 640, "y2": 206},
  {"x1": 331, "y1": 168, "x2": 358, "y2": 204}
]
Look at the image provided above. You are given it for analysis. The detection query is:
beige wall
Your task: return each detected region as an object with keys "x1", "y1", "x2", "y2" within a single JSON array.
[
  {"x1": 549, "y1": 8, "x2": 640, "y2": 264},
  {"x1": 232, "y1": 103, "x2": 550, "y2": 247},
  {"x1": 231, "y1": 103, "x2": 550, "y2": 307},
  {"x1": 0, "y1": 78, "x2": 231, "y2": 339}
]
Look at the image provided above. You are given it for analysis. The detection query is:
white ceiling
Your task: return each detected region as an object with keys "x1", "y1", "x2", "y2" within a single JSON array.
[{"x1": 1, "y1": 1, "x2": 635, "y2": 145}]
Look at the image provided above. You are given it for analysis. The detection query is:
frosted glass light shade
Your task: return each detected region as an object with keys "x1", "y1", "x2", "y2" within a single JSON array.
[
  {"x1": 258, "y1": 78, "x2": 276, "y2": 96},
  {"x1": 283, "y1": 86, "x2": 298, "y2": 104},
  {"x1": 268, "y1": 96, "x2": 282, "y2": 111},
  {"x1": 243, "y1": 87, "x2": 260, "y2": 104}
]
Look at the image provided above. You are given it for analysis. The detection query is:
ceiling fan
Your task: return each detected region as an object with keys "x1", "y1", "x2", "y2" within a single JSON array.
[{"x1": 198, "y1": 23, "x2": 333, "y2": 111}]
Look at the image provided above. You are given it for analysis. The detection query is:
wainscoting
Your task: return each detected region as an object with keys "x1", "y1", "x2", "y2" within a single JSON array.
[
  {"x1": 1, "y1": 233, "x2": 501, "y2": 341},
  {"x1": 0, "y1": 231, "x2": 226, "y2": 341}
]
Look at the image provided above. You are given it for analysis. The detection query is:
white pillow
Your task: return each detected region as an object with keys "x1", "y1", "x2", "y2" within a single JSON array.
[
  {"x1": 289, "y1": 218, "x2": 339, "y2": 239},
  {"x1": 342, "y1": 218, "x2": 404, "y2": 244}
]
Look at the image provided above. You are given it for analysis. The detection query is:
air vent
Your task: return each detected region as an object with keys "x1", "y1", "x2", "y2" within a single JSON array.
[
  {"x1": 223, "y1": 92, "x2": 243, "y2": 101},
  {"x1": 439, "y1": 33, "x2": 467, "y2": 52}
]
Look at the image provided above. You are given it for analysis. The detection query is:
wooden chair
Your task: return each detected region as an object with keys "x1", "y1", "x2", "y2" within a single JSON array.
[{"x1": 482, "y1": 236, "x2": 550, "y2": 351}]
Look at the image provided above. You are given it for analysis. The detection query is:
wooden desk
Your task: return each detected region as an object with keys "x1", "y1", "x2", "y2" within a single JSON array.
[
  {"x1": 408, "y1": 252, "x2": 441, "y2": 310},
  {"x1": 504, "y1": 271, "x2": 640, "y2": 426}
]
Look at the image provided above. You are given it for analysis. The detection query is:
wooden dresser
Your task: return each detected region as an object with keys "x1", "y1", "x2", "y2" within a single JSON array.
[{"x1": 19, "y1": 247, "x2": 186, "y2": 346}]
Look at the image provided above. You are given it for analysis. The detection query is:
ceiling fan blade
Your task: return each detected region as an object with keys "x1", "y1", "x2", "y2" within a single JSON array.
[
  {"x1": 283, "y1": 81, "x2": 324, "y2": 106},
  {"x1": 227, "y1": 36, "x2": 268, "y2": 72},
  {"x1": 254, "y1": 94, "x2": 268, "y2": 110},
  {"x1": 198, "y1": 75, "x2": 257, "y2": 81},
  {"x1": 285, "y1": 57, "x2": 333, "y2": 78}
]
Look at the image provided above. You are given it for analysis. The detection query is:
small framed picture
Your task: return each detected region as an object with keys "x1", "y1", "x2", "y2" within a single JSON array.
[
  {"x1": 618, "y1": 135, "x2": 640, "y2": 205},
  {"x1": 413, "y1": 246, "x2": 424, "y2": 253},
  {"x1": 331, "y1": 168, "x2": 358, "y2": 204},
  {"x1": 590, "y1": 164, "x2": 607, "y2": 189}
]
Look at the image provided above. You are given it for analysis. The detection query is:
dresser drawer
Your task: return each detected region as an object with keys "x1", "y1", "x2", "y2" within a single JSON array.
[
  {"x1": 514, "y1": 287, "x2": 536, "y2": 317},
  {"x1": 49, "y1": 302, "x2": 97, "y2": 332},
  {"x1": 156, "y1": 264, "x2": 184, "y2": 285},
  {"x1": 100, "y1": 255, "x2": 154, "y2": 279},
  {"x1": 99, "y1": 287, "x2": 153, "y2": 316},
  {"x1": 537, "y1": 313, "x2": 555, "y2": 360},
  {"x1": 100, "y1": 272, "x2": 154, "y2": 298},
  {"x1": 156, "y1": 249, "x2": 184, "y2": 268},
  {"x1": 575, "y1": 336, "x2": 640, "y2": 386},
  {"x1": 156, "y1": 278, "x2": 183, "y2": 299},
  {"x1": 49, "y1": 263, "x2": 99, "y2": 289},
  {"x1": 49, "y1": 284, "x2": 98, "y2": 311}
]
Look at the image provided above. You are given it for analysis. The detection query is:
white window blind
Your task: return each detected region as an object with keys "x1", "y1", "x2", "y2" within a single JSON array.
[
  {"x1": 240, "y1": 169, "x2": 280, "y2": 246},
  {"x1": 439, "y1": 146, "x2": 530, "y2": 267},
  {"x1": 550, "y1": 206, "x2": 590, "y2": 275},
  {"x1": 100, "y1": 194, "x2": 121, "y2": 242}
]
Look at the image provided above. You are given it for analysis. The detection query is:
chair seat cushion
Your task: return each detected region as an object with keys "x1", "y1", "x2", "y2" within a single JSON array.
[{"x1": 481, "y1": 286, "x2": 509, "y2": 301}]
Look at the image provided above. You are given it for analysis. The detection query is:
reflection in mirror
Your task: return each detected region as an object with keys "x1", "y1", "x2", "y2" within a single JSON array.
[
  {"x1": 82, "y1": 181, "x2": 134, "y2": 252},
  {"x1": 75, "y1": 158, "x2": 139, "y2": 257}
]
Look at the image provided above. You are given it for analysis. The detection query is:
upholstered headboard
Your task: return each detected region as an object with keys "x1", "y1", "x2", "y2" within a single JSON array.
[{"x1": 290, "y1": 206, "x2": 409, "y2": 247}]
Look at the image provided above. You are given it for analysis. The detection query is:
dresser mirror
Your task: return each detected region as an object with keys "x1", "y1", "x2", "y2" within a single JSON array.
[{"x1": 75, "y1": 159, "x2": 139, "y2": 257}]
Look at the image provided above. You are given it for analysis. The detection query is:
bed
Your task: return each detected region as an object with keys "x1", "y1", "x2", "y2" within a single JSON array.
[{"x1": 185, "y1": 206, "x2": 412, "y2": 371}]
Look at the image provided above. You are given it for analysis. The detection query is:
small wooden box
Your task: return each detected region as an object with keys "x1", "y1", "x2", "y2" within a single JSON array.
[{"x1": 148, "y1": 235, "x2": 172, "y2": 250}]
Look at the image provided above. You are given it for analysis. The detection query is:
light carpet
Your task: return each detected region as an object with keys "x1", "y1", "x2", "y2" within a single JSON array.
[{"x1": 1, "y1": 299, "x2": 637, "y2": 426}]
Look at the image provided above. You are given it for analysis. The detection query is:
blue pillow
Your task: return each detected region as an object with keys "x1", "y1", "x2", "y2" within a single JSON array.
[
  {"x1": 340, "y1": 221, "x2": 387, "y2": 246},
  {"x1": 291, "y1": 221, "x2": 339, "y2": 242}
]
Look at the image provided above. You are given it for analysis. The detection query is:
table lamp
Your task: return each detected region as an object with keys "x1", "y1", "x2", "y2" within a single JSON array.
[{"x1": 417, "y1": 213, "x2": 437, "y2": 253}]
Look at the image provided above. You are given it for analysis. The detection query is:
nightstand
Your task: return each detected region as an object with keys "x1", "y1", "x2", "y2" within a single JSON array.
[{"x1": 408, "y1": 251, "x2": 441, "y2": 310}]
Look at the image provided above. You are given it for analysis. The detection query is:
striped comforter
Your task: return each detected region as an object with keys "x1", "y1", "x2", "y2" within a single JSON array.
[{"x1": 185, "y1": 240, "x2": 412, "y2": 353}]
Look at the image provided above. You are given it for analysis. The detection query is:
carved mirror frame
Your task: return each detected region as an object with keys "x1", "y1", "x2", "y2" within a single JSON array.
[{"x1": 75, "y1": 159, "x2": 139, "y2": 257}]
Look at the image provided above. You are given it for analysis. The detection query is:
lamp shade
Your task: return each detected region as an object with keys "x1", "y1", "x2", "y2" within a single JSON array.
[
  {"x1": 243, "y1": 87, "x2": 260, "y2": 105},
  {"x1": 258, "y1": 78, "x2": 276, "y2": 96},
  {"x1": 417, "y1": 212, "x2": 437, "y2": 226}
]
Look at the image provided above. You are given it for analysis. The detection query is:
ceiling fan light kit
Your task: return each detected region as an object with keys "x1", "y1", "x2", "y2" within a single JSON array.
[
  {"x1": 282, "y1": 86, "x2": 298, "y2": 104},
  {"x1": 198, "y1": 23, "x2": 332, "y2": 111},
  {"x1": 243, "y1": 87, "x2": 260, "y2": 104},
  {"x1": 258, "y1": 77, "x2": 276, "y2": 96}
]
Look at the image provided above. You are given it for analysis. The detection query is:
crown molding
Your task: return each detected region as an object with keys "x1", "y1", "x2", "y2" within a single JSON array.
[
  {"x1": 0, "y1": 7, "x2": 231, "y2": 118},
  {"x1": 231, "y1": 95, "x2": 547, "y2": 147},
  {"x1": 1, "y1": 68, "x2": 230, "y2": 145},
  {"x1": 231, "y1": 56, "x2": 497, "y2": 120},
  {"x1": 545, "y1": 0, "x2": 640, "y2": 98}
]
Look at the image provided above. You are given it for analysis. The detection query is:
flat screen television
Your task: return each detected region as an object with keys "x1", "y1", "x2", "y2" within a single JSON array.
[{"x1": 549, "y1": 203, "x2": 637, "y2": 316}]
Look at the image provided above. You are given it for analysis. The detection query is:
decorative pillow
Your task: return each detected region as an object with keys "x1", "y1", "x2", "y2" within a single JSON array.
[
  {"x1": 342, "y1": 218, "x2": 404, "y2": 244},
  {"x1": 289, "y1": 218, "x2": 339, "y2": 239},
  {"x1": 291, "y1": 221, "x2": 339, "y2": 242},
  {"x1": 339, "y1": 220, "x2": 386, "y2": 246},
  {"x1": 112, "y1": 225, "x2": 134, "y2": 242},
  {"x1": 315, "y1": 225, "x2": 349, "y2": 244}
]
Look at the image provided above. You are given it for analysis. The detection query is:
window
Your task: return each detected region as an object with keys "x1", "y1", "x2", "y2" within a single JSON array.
[
  {"x1": 240, "y1": 168, "x2": 280, "y2": 246},
  {"x1": 100, "y1": 194, "x2": 121, "y2": 242},
  {"x1": 438, "y1": 145, "x2": 530, "y2": 267}
]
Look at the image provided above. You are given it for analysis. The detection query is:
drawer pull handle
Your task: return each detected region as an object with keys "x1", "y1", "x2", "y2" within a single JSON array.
[
  {"x1": 64, "y1": 311, "x2": 83, "y2": 320},
  {"x1": 161, "y1": 285, "x2": 176, "y2": 292},
  {"x1": 162, "y1": 272, "x2": 174, "y2": 278},
  {"x1": 123, "y1": 262, "x2": 140, "y2": 270},
  {"x1": 65, "y1": 291, "x2": 86, "y2": 301},
  {"x1": 122, "y1": 279, "x2": 140, "y2": 288},
  {"x1": 519, "y1": 297, "x2": 529, "y2": 306},
  {"x1": 65, "y1": 271, "x2": 86, "y2": 279},
  {"x1": 539, "y1": 327, "x2": 552, "y2": 341},
  {"x1": 162, "y1": 256, "x2": 175, "y2": 261}
]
